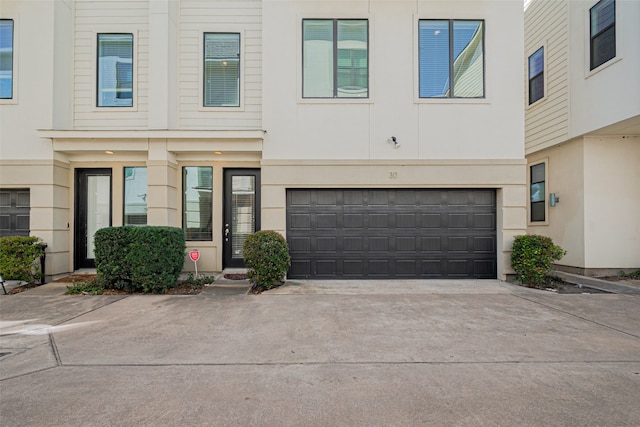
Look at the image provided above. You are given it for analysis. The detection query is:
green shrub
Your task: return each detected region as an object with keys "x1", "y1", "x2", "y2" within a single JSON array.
[
  {"x1": 94, "y1": 226, "x2": 186, "y2": 293},
  {"x1": 243, "y1": 230, "x2": 291, "y2": 293},
  {"x1": 511, "y1": 234, "x2": 566, "y2": 287},
  {"x1": 620, "y1": 270, "x2": 640, "y2": 279},
  {"x1": 0, "y1": 236, "x2": 47, "y2": 284}
]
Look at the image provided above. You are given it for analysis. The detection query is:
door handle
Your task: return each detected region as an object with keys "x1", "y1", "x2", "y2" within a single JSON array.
[{"x1": 225, "y1": 225, "x2": 230, "y2": 241}]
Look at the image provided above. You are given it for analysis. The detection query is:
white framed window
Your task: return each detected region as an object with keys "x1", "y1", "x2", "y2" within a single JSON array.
[
  {"x1": 590, "y1": 0, "x2": 615, "y2": 70},
  {"x1": 0, "y1": 19, "x2": 14, "y2": 100},
  {"x1": 418, "y1": 20, "x2": 485, "y2": 98},
  {"x1": 528, "y1": 47, "x2": 544, "y2": 105},
  {"x1": 302, "y1": 19, "x2": 369, "y2": 99},
  {"x1": 97, "y1": 33, "x2": 133, "y2": 107},
  {"x1": 203, "y1": 33, "x2": 240, "y2": 107}
]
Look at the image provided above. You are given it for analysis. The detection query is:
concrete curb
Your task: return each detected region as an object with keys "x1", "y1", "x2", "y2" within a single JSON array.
[{"x1": 553, "y1": 270, "x2": 640, "y2": 295}]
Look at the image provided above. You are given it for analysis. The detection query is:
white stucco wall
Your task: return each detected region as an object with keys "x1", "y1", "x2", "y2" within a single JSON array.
[{"x1": 262, "y1": 0, "x2": 524, "y2": 161}]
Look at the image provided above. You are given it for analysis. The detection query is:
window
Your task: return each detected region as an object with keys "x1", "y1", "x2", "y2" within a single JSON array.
[
  {"x1": 0, "y1": 189, "x2": 29, "y2": 237},
  {"x1": 528, "y1": 47, "x2": 544, "y2": 104},
  {"x1": 123, "y1": 167, "x2": 147, "y2": 226},
  {"x1": 204, "y1": 33, "x2": 240, "y2": 107},
  {"x1": 97, "y1": 33, "x2": 133, "y2": 107},
  {"x1": 590, "y1": 0, "x2": 615, "y2": 70},
  {"x1": 530, "y1": 163, "x2": 545, "y2": 222},
  {"x1": 303, "y1": 19, "x2": 368, "y2": 98},
  {"x1": 0, "y1": 20, "x2": 14, "y2": 99},
  {"x1": 419, "y1": 20, "x2": 484, "y2": 98},
  {"x1": 183, "y1": 166, "x2": 212, "y2": 241}
]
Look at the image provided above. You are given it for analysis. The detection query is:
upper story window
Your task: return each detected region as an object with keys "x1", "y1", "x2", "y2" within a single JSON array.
[
  {"x1": 530, "y1": 163, "x2": 546, "y2": 222},
  {"x1": 183, "y1": 166, "x2": 213, "y2": 241},
  {"x1": 0, "y1": 19, "x2": 14, "y2": 99},
  {"x1": 123, "y1": 167, "x2": 147, "y2": 226},
  {"x1": 418, "y1": 20, "x2": 485, "y2": 98},
  {"x1": 590, "y1": 0, "x2": 615, "y2": 70},
  {"x1": 204, "y1": 33, "x2": 240, "y2": 107},
  {"x1": 97, "y1": 33, "x2": 133, "y2": 107},
  {"x1": 528, "y1": 47, "x2": 544, "y2": 104},
  {"x1": 302, "y1": 19, "x2": 369, "y2": 99}
]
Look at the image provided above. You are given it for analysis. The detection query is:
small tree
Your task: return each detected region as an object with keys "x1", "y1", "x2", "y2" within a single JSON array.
[
  {"x1": 511, "y1": 234, "x2": 566, "y2": 287},
  {"x1": 243, "y1": 230, "x2": 291, "y2": 293}
]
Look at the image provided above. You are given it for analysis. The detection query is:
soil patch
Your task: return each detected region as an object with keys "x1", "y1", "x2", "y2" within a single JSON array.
[{"x1": 223, "y1": 273, "x2": 248, "y2": 280}]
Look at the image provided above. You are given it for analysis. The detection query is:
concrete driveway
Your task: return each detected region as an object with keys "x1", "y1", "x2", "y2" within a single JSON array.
[{"x1": 1, "y1": 280, "x2": 639, "y2": 426}]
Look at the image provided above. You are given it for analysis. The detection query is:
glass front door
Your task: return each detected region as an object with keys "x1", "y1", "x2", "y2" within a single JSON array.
[
  {"x1": 223, "y1": 169, "x2": 260, "y2": 268},
  {"x1": 75, "y1": 169, "x2": 112, "y2": 269}
]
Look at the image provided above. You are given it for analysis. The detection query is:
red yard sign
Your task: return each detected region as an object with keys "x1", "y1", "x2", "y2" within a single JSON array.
[{"x1": 189, "y1": 250, "x2": 200, "y2": 262}]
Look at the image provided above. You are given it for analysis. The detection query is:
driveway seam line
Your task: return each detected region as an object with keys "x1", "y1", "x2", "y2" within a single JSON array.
[
  {"x1": 512, "y1": 294, "x2": 640, "y2": 340},
  {"x1": 50, "y1": 295, "x2": 130, "y2": 327}
]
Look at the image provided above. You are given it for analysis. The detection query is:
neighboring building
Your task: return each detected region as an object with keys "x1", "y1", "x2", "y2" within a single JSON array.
[
  {"x1": 0, "y1": 0, "x2": 526, "y2": 281},
  {"x1": 525, "y1": 0, "x2": 640, "y2": 276}
]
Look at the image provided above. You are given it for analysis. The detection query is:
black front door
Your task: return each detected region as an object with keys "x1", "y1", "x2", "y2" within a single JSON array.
[
  {"x1": 75, "y1": 169, "x2": 112, "y2": 269},
  {"x1": 223, "y1": 169, "x2": 260, "y2": 268}
]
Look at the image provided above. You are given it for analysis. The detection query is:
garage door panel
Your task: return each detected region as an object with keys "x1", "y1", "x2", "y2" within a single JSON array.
[
  {"x1": 316, "y1": 213, "x2": 337, "y2": 229},
  {"x1": 286, "y1": 189, "x2": 496, "y2": 279},
  {"x1": 290, "y1": 191, "x2": 312, "y2": 206},
  {"x1": 344, "y1": 213, "x2": 363, "y2": 228},
  {"x1": 473, "y1": 213, "x2": 496, "y2": 229},
  {"x1": 344, "y1": 236, "x2": 364, "y2": 252},
  {"x1": 343, "y1": 260, "x2": 365, "y2": 276},
  {"x1": 369, "y1": 236, "x2": 389, "y2": 252},
  {"x1": 317, "y1": 237, "x2": 337, "y2": 252},
  {"x1": 316, "y1": 260, "x2": 337, "y2": 276},
  {"x1": 289, "y1": 237, "x2": 311, "y2": 253}
]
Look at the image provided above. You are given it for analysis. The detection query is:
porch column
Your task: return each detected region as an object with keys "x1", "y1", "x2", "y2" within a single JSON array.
[{"x1": 147, "y1": 139, "x2": 178, "y2": 227}]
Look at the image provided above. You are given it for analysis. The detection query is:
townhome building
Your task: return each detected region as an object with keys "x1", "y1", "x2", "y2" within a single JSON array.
[
  {"x1": 525, "y1": 0, "x2": 639, "y2": 276},
  {"x1": 1, "y1": 0, "x2": 526, "y2": 282}
]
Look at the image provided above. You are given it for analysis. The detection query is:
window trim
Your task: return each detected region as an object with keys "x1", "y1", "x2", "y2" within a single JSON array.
[
  {"x1": 417, "y1": 19, "x2": 486, "y2": 100},
  {"x1": 527, "y1": 46, "x2": 546, "y2": 106},
  {"x1": 528, "y1": 159, "x2": 549, "y2": 225},
  {"x1": 301, "y1": 18, "x2": 370, "y2": 100},
  {"x1": 94, "y1": 31, "x2": 137, "y2": 110},
  {"x1": 0, "y1": 18, "x2": 17, "y2": 104},
  {"x1": 589, "y1": 0, "x2": 616, "y2": 71}
]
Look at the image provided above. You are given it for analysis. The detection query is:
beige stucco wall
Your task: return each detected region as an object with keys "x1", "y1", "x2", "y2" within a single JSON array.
[
  {"x1": 583, "y1": 136, "x2": 640, "y2": 269},
  {"x1": 527, "y1": 136, "x2": 640, "y2": 271}
]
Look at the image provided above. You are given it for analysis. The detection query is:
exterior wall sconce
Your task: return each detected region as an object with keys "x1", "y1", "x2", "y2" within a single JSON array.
[
  {"x1": 549, "y1": 193, "x2": 559, "y2": 207},
  {"x1": 388, "y1": 136, "x2": 400, "y2": 148}
]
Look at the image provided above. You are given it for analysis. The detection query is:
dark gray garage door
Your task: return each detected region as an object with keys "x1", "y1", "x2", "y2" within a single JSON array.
[{"x1": 286, "y1": 189, "x2": 496, "y2": 279}]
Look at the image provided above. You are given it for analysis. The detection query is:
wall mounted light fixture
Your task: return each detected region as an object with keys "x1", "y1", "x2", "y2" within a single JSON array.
[
  {"x1": 549, "y1": 193, "x2": 559, "y2": 207},
  {"x1": 388, "y1": 136, "x2": 400, "y2": 148}
]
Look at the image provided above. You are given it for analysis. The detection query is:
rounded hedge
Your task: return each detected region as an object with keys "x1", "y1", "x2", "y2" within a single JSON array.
[
  {"x1": 243, "y1": 230, "x2": 291, "y2": 292},
  {"x1": 511, "y1": 234, "x2": 566, "y2": 287}
]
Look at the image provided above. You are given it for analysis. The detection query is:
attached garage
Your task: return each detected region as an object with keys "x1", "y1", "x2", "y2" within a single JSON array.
[{"x1": 286, "y1": 189, "x2": 496, "y2": 279}]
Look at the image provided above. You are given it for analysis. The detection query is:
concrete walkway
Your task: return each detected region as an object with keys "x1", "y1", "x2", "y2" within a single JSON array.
[{"x1": 1, "y1": 279, "x2": 639, "y2": 426}]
